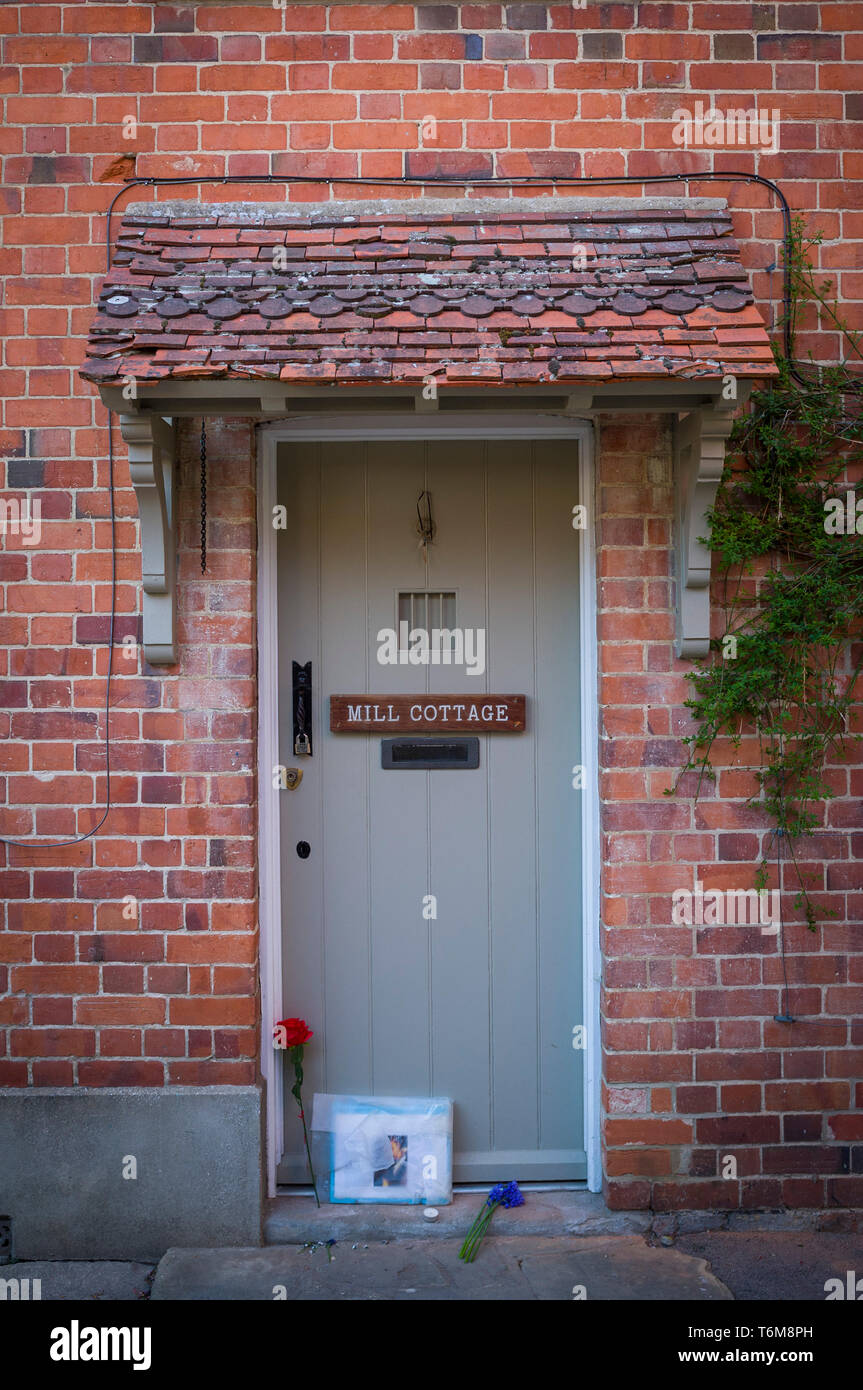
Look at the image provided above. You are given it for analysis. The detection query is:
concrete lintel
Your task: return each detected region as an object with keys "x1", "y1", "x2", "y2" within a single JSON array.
[{"x1": 126, "y1": 194, "x2": 733, "y2": 224}]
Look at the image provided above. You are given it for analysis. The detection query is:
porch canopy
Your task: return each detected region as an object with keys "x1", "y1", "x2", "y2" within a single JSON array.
[{"x1": 80, "y1": 196, "x2": 778, "y2": 663}]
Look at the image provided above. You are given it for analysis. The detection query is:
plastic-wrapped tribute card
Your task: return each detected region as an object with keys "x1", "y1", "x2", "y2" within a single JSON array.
[{"x1": 310, "y1": 1094, "x2": 453, "y2": 1205}]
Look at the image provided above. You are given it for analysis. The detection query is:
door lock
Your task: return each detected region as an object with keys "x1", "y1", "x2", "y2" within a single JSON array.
[
  {"x1": 284, "y1": 768, "x2": 303, "y2": 790},
  {"x1": 292, "y1": 660, "x2": 313, "y2": 757}
]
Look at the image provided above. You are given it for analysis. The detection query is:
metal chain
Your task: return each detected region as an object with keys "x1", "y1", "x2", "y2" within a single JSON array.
[{"x1": 200, "y1": 418, "x2": 207, "y2": 574}]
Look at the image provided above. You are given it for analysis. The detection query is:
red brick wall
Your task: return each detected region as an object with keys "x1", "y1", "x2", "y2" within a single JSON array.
[
  {"x1": 597, "y1": 415, "x2": 863, "y2": 1214},
  {"x1": 1, "y1": 416, "x2": 259, "y2": 1086},
  {"x1": 0, "y1": 1, "x2": 861, "y2": 1209}
]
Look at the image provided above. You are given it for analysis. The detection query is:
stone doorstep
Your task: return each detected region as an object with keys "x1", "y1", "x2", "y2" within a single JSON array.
[
  {"x1": 265, "y1": 1191, "x2": 863, "y2": 1246},
  {"x1": 151, "y1": 1236, "x2": 733, "y2": 1302},
  {"x1": 264, "y1": 1189, "x2": 650, "y2": 1244}
]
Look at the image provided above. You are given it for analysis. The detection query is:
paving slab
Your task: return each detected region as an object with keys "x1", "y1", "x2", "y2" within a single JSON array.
[
  {"x1": 264, "y1": 1189, "x2": 651, "y2": 1244},
  {"x1": 0, "y1": 1261, "x2": 155, "y2": 1301},
  {"x1": 675, "y1": 1231, "x2": 863, "y2": 1302},
  {"x1": 151, "y1": 1236, "x2": 732, "y2": 1301}
]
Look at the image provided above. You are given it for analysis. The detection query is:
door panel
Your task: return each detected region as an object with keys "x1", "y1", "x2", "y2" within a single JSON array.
[{"x1": 276, "y1": 439, "x2": 585, "y2": 1183}]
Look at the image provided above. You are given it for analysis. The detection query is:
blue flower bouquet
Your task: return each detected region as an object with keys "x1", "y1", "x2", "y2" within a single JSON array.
[{"x1": 458, "y1": 1180, "x2": 525, "y2": 1262}]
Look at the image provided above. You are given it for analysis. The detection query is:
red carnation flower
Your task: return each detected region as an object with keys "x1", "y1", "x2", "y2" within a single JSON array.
[
  {"x1": 274, "y1": 1017, "x2": 313, "y2": 1047},
  {"x1": 273, "y1": 1015, "x2": 319, "y2": 1206}
]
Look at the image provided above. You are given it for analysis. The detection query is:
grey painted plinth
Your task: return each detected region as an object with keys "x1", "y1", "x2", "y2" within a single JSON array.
[{"x1": 0, "y1": 1087, "x2": 263, "y2": 1260}]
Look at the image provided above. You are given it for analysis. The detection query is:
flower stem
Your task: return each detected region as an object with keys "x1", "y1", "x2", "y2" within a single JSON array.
[
  {"x1": 459, "y1": 1202, "x2": 498, "y2": 1262},
  {"x1": 299, "y1": 1106, "x2": 320, "y2": 1208},
  {"x1": 458, "y1": 1209, "x2": 488, "y2": 1260},
  {"x1": 290, "y1": 1046, "x2": 320, "y2": 1207}
]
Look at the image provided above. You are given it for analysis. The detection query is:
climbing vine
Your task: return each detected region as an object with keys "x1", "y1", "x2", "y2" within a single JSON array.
[{"x1": 671, "y1": 219, "x2": 863, "y2": 927}]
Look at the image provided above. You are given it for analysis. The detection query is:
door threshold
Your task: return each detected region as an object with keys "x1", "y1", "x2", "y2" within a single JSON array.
[
  {"x1": 276, "y1": 1181, "x2": 587, "y2": 1198},
  {"x1": 455, "y1": 1181, "x2": 588, "y2": 1194}
]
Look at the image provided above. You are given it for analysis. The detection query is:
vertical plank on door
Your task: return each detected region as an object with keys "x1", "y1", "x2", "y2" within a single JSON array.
[
  {"x1": 485, "y1": 439, "x2": 541, "y2": 1165},
  {"x1": 366, "y1": 442, "x2": 432, "y2": 1094},
  {"x1": 319, "y1": 442, "x2": 373, "y2": 1095},
  {"x1": 425, "y1": 442, "x2": 492, "y2": 1164},
  {"x1": 277, "y1": 443, "x2": 325, "y2": 1178},
  {"x1": 533, "y1": 439, "x2": 583, "y2": 1154}
]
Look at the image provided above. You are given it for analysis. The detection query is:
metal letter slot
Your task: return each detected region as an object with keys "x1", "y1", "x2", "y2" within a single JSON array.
[
  {"x1": 292, "y1": 660, "x2": 313, "y2": 756},
  {"x1": 381, "y1": 737, "x2": 480, "y2": 770}
]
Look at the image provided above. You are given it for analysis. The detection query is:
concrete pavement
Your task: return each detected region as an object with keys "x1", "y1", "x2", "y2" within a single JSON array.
[{"x1": 3, "y1": 1190, "x2": 859, "y2": 1301}]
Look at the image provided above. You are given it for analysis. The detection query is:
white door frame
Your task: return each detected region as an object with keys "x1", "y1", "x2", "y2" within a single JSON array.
[{"x1": 257, "y1": 412, "x2": 602, "y2": 1196}]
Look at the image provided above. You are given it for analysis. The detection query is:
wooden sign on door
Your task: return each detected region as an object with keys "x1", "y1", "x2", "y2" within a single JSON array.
[{"x1": 330, "y1": 695, "x2": 526, "y2": 733}]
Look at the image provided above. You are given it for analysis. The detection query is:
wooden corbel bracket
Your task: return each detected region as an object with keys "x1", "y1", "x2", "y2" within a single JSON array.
[
  {"x1": 119, "y1": 413, "x2": 177, "y2": 665},
  {"x1": 673, "y1": 403, "x2": 736, "y2": 660}
]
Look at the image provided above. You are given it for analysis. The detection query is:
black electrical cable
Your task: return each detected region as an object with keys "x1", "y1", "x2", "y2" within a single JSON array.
[
  {"x1": 0, "y1": 163, "x2": 817, "y2": 849},
  {"x1": 106, "y1": 167, "x2": 800, "y2": 366}
]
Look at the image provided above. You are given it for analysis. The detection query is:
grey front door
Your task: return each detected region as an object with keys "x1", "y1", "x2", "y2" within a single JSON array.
[{"x1": 276, "y1": 438, "x2": 585, "y2": 1182}]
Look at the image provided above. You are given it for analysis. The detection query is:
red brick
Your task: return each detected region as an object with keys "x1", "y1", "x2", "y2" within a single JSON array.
[
  {"x1": 11, "y1": 966, "x2": 99, "y2": 994},
  {"x1": 10, "y1": 1028, "x2": 95, "y2": 1057},
  {"x1": 77, "y1": 1061, "x2": 164, "y2": 1086},
  {"x1": 332, "y1": 62, "x2": 418, "y2": 89}
]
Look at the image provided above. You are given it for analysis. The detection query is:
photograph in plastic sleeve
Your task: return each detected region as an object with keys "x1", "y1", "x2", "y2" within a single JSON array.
[{"x1": 311, "y1": 1094, "x2": 453, "y2": 1205}]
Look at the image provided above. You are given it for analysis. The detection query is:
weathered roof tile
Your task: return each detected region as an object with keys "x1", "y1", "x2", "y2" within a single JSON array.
[{"x1": 81, "y1": 201, "x2": 778, "y2": 389}]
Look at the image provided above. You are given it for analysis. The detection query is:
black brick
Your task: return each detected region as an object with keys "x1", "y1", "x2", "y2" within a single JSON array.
[
  {"x1": 133, "y1": 35, "x2": 219, "y2": 64},
  {"x1": 752, "y1": 4, "x2": 777, "y2": 29},
  {"x1": 507, "y1": 4, "x2": 549, "y2": 30},
  {"x1": 757, "y1": 31, "x2": 842, "y2": 59},
  {"x1": 714, "y1": 34, "x2": 755, "y2": 60},
  {"x1": 28, "y1": 156, "x2": 56, "y2": 185},
  {"x1": 417, "y1": 4, "x2": 459, "y2": 28},
  {"x1": 783, "y1": 1114, "x2": 822, "y2": 1143},
  {"x1": 7, "y1": 459, "x2": 44, "y2": 488},
  {"x1": 582, "y1": 32, "x2": 623, "y2": 59}
]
